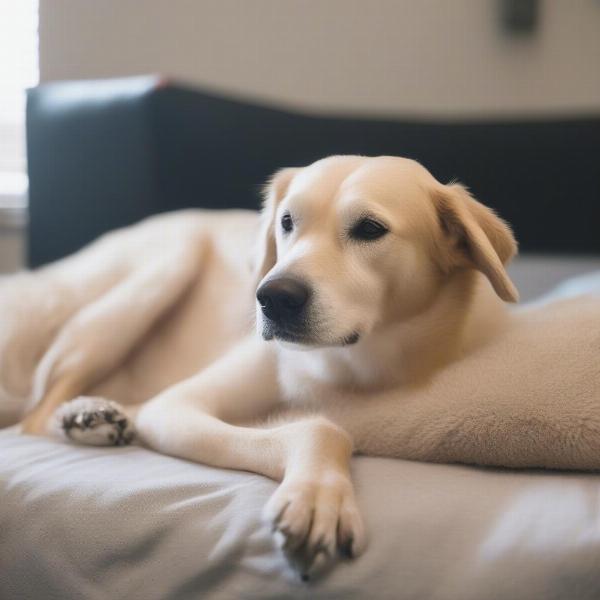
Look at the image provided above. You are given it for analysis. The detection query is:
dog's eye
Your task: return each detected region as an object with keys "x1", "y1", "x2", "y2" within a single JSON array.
[
  {"x1": 350, "y1": 218, "x2": 388, "y2": 241},
  {"x1": 281, "y1": 213, "x2": 293, "y2": 233}
]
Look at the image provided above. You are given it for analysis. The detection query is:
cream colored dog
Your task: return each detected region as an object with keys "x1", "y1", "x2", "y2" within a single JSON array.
[{"x1": 2, "y1": 155, "x2": 600, "y2": 576}]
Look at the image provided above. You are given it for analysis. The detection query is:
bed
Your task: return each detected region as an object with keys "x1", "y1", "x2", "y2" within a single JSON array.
[
  {"x1": 2, "y1": 409, "x2": 600, "y2": 600},
  {"x1": 3, "y1": 77, "x2": 599, "y2": 599}
]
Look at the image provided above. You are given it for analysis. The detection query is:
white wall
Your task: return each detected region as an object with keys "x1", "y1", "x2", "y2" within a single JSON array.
[{"x1": 39, "y1": 0, "x2": 600, "y2": 116}]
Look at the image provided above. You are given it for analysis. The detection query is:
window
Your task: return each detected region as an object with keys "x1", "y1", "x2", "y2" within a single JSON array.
[{"x1": 0, "y1": 0, "x2": 38, "y2": 210}]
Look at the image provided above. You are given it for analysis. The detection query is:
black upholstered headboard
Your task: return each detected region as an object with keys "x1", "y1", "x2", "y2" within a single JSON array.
[{"x1": 27, "y1": 76, "x2": 600, "y2": 266}]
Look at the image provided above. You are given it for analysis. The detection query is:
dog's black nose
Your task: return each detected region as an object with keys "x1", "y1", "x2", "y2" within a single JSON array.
[{"x1": 256, "y1": 278, "x2": 310, "y2": 323}]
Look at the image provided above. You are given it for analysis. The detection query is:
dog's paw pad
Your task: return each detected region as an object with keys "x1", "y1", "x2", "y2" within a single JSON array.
[{"x1": 55, "y1": 396, "x2": 135, "y2": 447}]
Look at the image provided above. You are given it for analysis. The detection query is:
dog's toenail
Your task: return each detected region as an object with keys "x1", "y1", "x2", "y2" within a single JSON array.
[{"x1": 340, "y1": 538, "x2": 354, "y2": 559}]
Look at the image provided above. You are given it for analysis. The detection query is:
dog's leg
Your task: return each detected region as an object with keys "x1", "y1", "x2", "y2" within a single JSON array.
[
  {"x1": 132, "y1": 336, "x2": 366, "y2": 575},
  {"x1": 21, "y1": 242, "x2": 202, "y2": 435}
]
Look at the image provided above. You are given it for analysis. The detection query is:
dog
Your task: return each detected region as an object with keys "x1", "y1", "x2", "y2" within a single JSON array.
[{"x1": 2, "y1": 155, "x2": 600, "y2": 576}]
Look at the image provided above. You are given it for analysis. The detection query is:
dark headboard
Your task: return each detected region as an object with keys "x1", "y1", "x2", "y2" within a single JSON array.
[{"x1": 27, "y1": 76, "x2": 600, "y2": 266}]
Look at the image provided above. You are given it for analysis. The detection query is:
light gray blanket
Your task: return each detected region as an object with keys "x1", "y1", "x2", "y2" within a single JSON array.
[{"x1": 2, "y1": 429, "x2": 600, "y2": 600}]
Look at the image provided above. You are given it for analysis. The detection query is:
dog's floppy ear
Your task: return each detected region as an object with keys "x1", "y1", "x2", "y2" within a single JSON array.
[
  {"x1": 253, "y1": 167, "x2": 300, "y2": 284},
  {"x1": 433, "y1": 183, "x2": 519, "y2": 302}
]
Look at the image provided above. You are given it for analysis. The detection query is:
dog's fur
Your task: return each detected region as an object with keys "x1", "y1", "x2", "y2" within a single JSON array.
[{"x1": 2, "y1": 155, "x2": 600, "y2": 575}]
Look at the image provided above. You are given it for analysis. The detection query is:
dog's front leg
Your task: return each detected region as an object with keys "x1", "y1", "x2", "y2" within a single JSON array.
[
  {"x1": 259, "y1": 414, "x2": 365, "y2": 576},
  {"x1": 133, "y1": 336, "x2": 366, "y2": 575}
]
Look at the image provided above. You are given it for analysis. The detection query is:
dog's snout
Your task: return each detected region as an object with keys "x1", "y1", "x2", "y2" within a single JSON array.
[{"x1": 256, "y1": 278, "x2": 310, "y2": 323}]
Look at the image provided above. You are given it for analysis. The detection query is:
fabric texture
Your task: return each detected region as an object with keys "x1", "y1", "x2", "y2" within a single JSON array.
[{"x1": 2, "y1": 429, "x2": 600, "y2": 600}]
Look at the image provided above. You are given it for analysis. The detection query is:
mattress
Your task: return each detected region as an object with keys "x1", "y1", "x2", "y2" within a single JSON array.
[{"x1": 2, "y1": 256, "x2": 600, "y2": 600}]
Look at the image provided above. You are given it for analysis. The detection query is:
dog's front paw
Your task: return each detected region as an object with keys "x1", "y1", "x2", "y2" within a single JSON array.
[
  {"x1": 263, "y1": 471, "x2": 367, "y2": 579},
  {"x1": 55, "y1": 396, "x2": 135, "y2": 447}
]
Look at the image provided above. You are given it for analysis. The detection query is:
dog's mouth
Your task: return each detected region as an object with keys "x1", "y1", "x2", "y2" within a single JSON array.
[
  {"x1": 262, "y1": 323, "x2": 360, "y2": 347},
  {"x1": 342, "y1": 331, "x2": 360, "y2": 345}
]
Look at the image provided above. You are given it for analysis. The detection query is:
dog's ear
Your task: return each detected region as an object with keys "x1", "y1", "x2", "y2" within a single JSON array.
[
  {"x1": 432, "y1": 183, "x2": 519, "y2": 302},
  {"x1": 253, "y1": 168, "x2": 300, "y2": 284}
]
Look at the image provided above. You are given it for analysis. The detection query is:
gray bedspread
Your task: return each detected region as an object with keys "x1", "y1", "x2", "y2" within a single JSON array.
[{"x1": 2, "y1": 429, "x2": 600, "y2": 600}]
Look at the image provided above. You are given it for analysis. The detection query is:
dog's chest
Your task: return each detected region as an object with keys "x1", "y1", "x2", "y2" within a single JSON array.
[{"x1": 277, "y1": 344, "x2": 405, "y2": 408}]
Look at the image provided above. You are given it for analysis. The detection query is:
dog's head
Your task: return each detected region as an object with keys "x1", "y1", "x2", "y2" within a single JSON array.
[{"x1": 255, "y1": 155, "x2": 518, "y2": 347}]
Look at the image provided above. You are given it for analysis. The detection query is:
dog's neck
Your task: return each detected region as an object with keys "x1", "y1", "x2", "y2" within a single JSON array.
[{"x1": 278, "y1": 270, "x2": 509, "y2": 404}]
